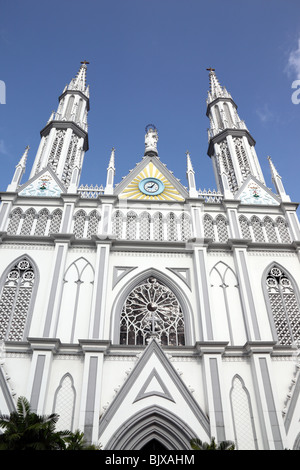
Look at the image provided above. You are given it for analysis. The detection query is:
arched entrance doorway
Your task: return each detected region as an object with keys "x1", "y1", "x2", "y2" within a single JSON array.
[{"x1": 104, "y1": 406, "x2": 196, "y2": 450}]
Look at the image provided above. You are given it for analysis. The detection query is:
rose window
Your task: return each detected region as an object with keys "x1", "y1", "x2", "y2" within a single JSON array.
[{"x1": 120, "y1": 277, "x2": 185, "y2": 346}]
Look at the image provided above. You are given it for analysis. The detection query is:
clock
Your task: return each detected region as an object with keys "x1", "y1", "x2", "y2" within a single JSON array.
[{"x1": 139, "y1": 177, "x2": 164, "y2": 196}]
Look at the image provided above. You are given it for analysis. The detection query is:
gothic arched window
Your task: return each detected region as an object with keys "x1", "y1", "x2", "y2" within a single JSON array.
[
  {"x1": 74, "y1": 210, "x2": 86, "y2": 238},
  {"x1": 153, "y1": 212, "x2": 164, "y2": 241},
  {"x1": 126, "y1": 211, "x2": 137, "y2": 240},
  {"x1": 112, "y1": 210, "x2": 123, "y2": 239},
  {"x1": 265, "y1": 265, "x2": 300, "y2": 345},
  {"x1": 239, "y1": 215, "x2": 251, "y2": 240},
  {"x1": 34, "y1": 209, "x2": 49, "y2": 236},
  {"x1": 20, "y1": 208, "x2": 36, "y2": 236},
  {"x1": 139, "y1": 212, "x2": 151, "y2": 240},
  {"x1": 166, "y1": 213, "x2": 177, "y2": 241},
  {"x1": 180, "y1": 213, "x2": 191, "y2": 241},
  {"x1": 49, "y1": 209, "x2": 62, "y2": 234},
  {"x1": 7, "y1": 208, "x2": 23, "y2": 235},
  {"x1": 120, "y1": 276, "x2": 185, "y2": 346},
  {"x1": 0, "y1": 257, "x2": 36, "y2": 341},
  {"x1": 276, "y1": 217, "x2": 291, "y2": 243},
  {"x1": 251, "y1": 216, "x2": 265, "y2": 242},
  {"x1": 216, "y1": 214, "x2": 229, "y2": 243},
  {"x1": 203, "y1": 214, "x2": 215, "y2": 241},
  {"x1": 263, "y1": 217, "x2": 278, "y2": 243},
  {"x1": 86, "y1": 210, "x2": 100, "y2": 238}
]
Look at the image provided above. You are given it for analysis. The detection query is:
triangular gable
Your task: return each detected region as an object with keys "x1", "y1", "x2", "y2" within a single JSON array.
[
  {"x1": 98, "y1": 339, "x2": 210, "y2": 447},
  {"x1": 18, "y1": 166, "x2": 66, "y2": 197},
  {"x1": 235, "y1": 175, "x2": 280, "y2": 205},
  {"x1": 116, "y1": 157, "x2": 188, "y2": 202}
]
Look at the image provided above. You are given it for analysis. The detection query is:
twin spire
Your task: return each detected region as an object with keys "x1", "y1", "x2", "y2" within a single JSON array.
[{"x1": 7, "y1": 64, "x2": 289, "y2": 203}]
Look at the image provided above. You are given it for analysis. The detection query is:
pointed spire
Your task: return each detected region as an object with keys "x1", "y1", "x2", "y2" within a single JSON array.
[
  {"x1": 206, "y1": 67, "x2": 232, "y2": 103},
  {"x1": 107, "y1": 147, "x2": 115, "y2": 172},
  {"x1": 7, "y1": 146, "x2": 30, "y2": 191},
  {"x1": 105, "y1": 147, "x2": 116, "y2": 195},
  {"x1": 186, "y1": 151, "x2": 198, "y2": 198},
  {"x1": 68, "y1": 61, "x2": 89, "y2": 95},
  {"x1": 18, "y1": 145, "x2": 30, "y2": 168},
  {"x1": 267, "y1": 156, "x2": 290, "y2": 202}
]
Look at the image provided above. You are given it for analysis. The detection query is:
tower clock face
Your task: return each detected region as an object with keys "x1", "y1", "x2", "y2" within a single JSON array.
[{"x1": 139, "y1": 177, "x2": 164, "y2": 196}]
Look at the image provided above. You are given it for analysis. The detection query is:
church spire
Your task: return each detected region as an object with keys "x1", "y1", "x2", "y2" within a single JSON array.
[
  {"x1": 268, "y1": 156, "x2": 290, "y2": 202},
  {"x1": 105, "y1": 147, "x2": 116, "y2": 194},
  {"x1": 206, "y1": 68, "x2": 265, "y2": 197},
  {"x1": 29, "y1": 62, "x2": 90, "y2": 189},
  {"x1": 186, "y1": 151, "x2": 198, "y2": 198},
  {"x1": 7, "y1": 146, "x2": 30, "y2": 191}
]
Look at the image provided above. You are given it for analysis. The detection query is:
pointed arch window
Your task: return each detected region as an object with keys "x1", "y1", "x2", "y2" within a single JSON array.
[
  {"x1": 0, "y1": 258, "x2": 36, "y2": 341},
  {"x1": 120, "y1": 276, "x2": 185, "y2": 346},
  {"x1": 53, "y1": 374, "x2": 75, "y2": 432},
  {"x1": 263, "y1": 217, "x2": 278, "y2": 243},
  {"x1": 180, "y1": 213, "x2": 191, "y2": 241},
  {"x1": 86, "y1": 210, "x2": 100, "y2": 238},
  {"x1": 34, "y1": 209, "x2": 49, "y2": 236},
  {"x1": 230, "y1": 376, "x2": 257, "y2": 450},
  {"x1": 112, "y1": 210, "x2": 123, "y2": 239},
  {"x1": 49, "y1": 209, "x2": 62, "y2": 234},
  {"x1": 251, "y1": 216, "x2": 265, "y2": 242},
  {"x1": 276, "y1": 217, "x2": 291, "y2": 243},
  {"x1": 203, "y1": 214, "x2": 215, "y2": 241},
  {"x1": 126, "y1": 211, "x2": 137, "y2": 240},
  {"x1": 216, "y1": 214, "x2": 229, "y2": 243},
  {"x1": 223, "y1": 103, "x2": 234, "y2": 127},
  {"x1": 239, "y1": 215, "x2": 251, "y2": 240},
  {"x1": 139, "y1": 212, "x2": 151, "y2": 241},
  {"x1": 7, "y1": 208, "x2": 23, "y2": 235},
  {"x1": 265, "y1": 265, "x2": 300, "y2": 345},
  {"x1": 74, "y1": 210, "x2": 86, "y2": 238},
  {"x1": 20, "y1": 208, "x2": 36, "y2": 236},
  {"x1": 153, "y1": 212, "x2": 164, "y2": 241},
  {"x1": 65, "y1": 95, "x2": 75, "y2": 120},
  {"x1": 166, "y1": 212, "x2": 177, "y2": 241}
]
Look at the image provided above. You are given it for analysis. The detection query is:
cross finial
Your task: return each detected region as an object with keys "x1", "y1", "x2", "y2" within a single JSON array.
[
  {"x1": 81, "y1": 60, "x2": 89, "y2": 65},
  {"x1": 206, "y1": 67, "x2": 215, "y2": 72}
]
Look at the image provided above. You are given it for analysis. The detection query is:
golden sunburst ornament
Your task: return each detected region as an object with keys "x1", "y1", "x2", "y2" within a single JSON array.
[{"x1": 119, "y1": 162, "x2": 184, "y2": 201}]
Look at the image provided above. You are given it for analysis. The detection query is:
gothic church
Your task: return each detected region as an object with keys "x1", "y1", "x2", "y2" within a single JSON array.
[{"x1": 0, "y1": 63, "x2": 300, "y2": 450}]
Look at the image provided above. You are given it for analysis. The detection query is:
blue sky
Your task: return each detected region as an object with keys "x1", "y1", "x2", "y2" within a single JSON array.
[{"x1": 1, "y1": 0, "x2": 300, "y2": 202}]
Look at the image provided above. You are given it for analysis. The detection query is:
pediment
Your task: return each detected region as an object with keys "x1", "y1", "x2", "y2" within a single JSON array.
[
  {"x1": 98, "y1": 339, "x2": 210, "y2": 447},
  {"x1": 18, "y1": 166, "x2": 66, "y2": 197},
  {"x1": 235, "y1": 175, "x2": 280, "y2": 205},
  {"x1": 115, "y1": 157, "x2": 188, "y2": 202}
]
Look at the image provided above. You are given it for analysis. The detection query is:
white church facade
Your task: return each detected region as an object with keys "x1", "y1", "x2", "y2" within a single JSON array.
[{"x1": 0, "y1": 63, "x2": 300, "y2": 450}]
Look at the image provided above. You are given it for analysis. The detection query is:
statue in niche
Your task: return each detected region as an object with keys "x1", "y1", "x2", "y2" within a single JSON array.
[{"x1": 144, "y1": 124, "x2": 158, "y2": 155}]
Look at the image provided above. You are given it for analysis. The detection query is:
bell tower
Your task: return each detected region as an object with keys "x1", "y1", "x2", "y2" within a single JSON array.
[
  {"x1": 29, "y1": 61, "x2": 90, "y2": 189},
  {"x1": 206, "y1": 68, "x2": 265, "y2": 196}
]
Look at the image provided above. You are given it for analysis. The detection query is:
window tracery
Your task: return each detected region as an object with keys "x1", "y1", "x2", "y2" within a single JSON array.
[
  {"x1": 73, "y1": 210, "x2": 86, "y2": 238},
  {"x1": 0, "y1": 258, "x2": 35, "y2": 341},
  {"x1": 120, "y1": 277, "x2": 185, "y2": 346},
  {"x1": 266, "y1": 265, "x2": 300, "y2": 345}
]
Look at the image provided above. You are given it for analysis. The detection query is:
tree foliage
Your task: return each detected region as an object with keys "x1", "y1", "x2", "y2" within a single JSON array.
[
  {"x1": 190, "y1": 436, "x2": 235, "y2": 450},
  {"x1": 0, "y1": 396, "x2": 99, "y2": 450}
]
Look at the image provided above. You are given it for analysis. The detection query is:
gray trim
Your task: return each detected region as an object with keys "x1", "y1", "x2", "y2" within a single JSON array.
[
  {"x1": 0, "y1": 366, "x2": 16, "y2": 413},
  {"x1": 166, "y1": 267, "x2": 191, "y2": 290},
  {"x1": 112, "y1": 266, "x2": 137, "y2": 288},
  {"x1": 239, "y1": 250, "x2": 260, "y2": 340},
  {"x1": 198, "y1": 250, "x2": 213, "y2": 340},
  {"x1": 0, "y1": 202, "x2": 9, "y2": 230},
  {"x1": 61, "y1": 204, "x2": 72, "y2": 233},
  {"x1": 284, "y1": 368, "x2": 300, "y2": 433},
  {"x1": 133, "y1": 367, "x2": 175, "y2": 403},
  {"x1": 30, "y1": 354, "x2": 45, "y2": 412},
  {"x1": 43, "y1": 245, "x2": 64, "y2": 337},
  {"x1": 84, "y1": 356, "x2": 98, "y2": 442},
  {"x1": 259, "y1": 357, "x2": 283, "y2": 450},
  {"x1": 92, "y1": 246, "x2": 108, "y2": 338},
  {"x1": 209, "y1": 357, "x2": 226, "y2": 442}
]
